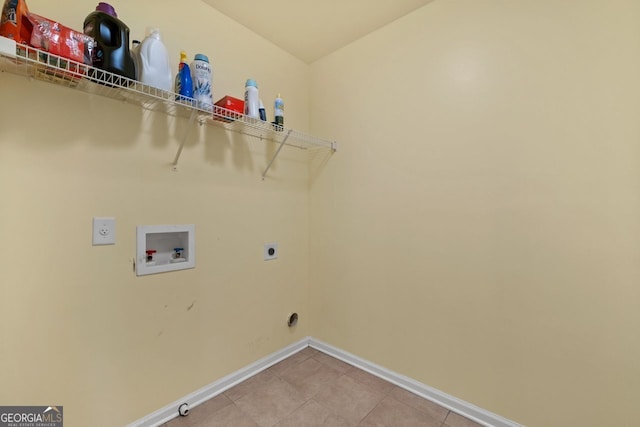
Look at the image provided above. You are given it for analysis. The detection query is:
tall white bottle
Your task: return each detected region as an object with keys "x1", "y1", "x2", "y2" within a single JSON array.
[
  {"x1": 244, "y1": 79, "x2": 260, "y2": 119},
  {"x1": 138, "y1": 29, "x2": 172, "y2": 91},
  {"x1": 274, "y1": 93, "x2": 284, "y2": 130},
  {"x1": 191, "y1": 54, "x2": 213, "y2": 111}
]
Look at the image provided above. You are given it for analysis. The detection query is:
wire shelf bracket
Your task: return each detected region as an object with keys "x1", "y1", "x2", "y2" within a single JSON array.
[
  {"x1": 262, "y1": 129, "x2": 293, "y2": 180},
  {"x1": 172, "y1": 109, "x2": 198, "y2": 171}
]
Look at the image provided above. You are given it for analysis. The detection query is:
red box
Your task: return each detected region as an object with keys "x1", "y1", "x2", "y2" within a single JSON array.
[
  {"x1": 28, "y1": 13, "x2": 93, "y2": 65},
  {"x1": 214, "y1": 96, "x2": 244, "y2": 122}
]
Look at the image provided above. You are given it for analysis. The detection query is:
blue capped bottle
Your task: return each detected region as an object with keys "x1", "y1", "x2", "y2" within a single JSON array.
[
  {"x1": 175, "y1": 51, "x2": 193, "y2": 103},
  {"x1": 191, "y1": 54, "x2": 213, "y2": 111}
]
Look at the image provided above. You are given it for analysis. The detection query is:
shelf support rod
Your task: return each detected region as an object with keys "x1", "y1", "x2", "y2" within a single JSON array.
[
  {"x1": 172, "y1": 109, "x2": 198, "y2": 170},
  {"x1": 262, "y1": 129, "x2": 292, "y2": 180}
]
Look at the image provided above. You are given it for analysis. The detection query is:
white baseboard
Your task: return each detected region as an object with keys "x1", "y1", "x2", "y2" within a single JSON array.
[
  {"x1": 308, "y1": 337, "x2": 522, "y2": 427},
  {"x1": 128, "y1": 336, "x2": 522, "y2": 427},
  {"x1": 126, "y1": 337, "x2": 311, "y2": 427}
]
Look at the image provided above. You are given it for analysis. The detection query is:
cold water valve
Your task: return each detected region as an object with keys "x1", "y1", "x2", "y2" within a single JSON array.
[{"x1": 171, "y1": 247, "x2": 186, "y2": 263}]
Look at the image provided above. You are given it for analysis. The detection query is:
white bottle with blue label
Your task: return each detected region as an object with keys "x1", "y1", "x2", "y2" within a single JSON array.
[
  {"x1": 191, "y1": 53, "x2": 213, "y2": 111},
  {"x1": 274, "y1": 93, "x2": 284, "y2": 130}
]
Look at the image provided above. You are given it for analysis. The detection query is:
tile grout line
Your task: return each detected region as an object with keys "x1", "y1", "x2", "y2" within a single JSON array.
[
  {"x1": 363, "y1": 365, "x2": 457, "y2": 426},
  {"x1": 258, "y1": 350, "x2": 324, "y2": 427},
  {"x1": 306, "y1": 395, "x2": 344, "y2": 425},
  {"x1": 441, "y1": 410, "x2": 453, "y2": 427},
  {"x1": 229, "y1": 402, "x2": 254, "y2": 427},
  {"x1": 354, "y1": 392, "x2": 387, "y2": 426},
  {"x1": 272, "y1": 355, "x2": 339, "y2": 425}
]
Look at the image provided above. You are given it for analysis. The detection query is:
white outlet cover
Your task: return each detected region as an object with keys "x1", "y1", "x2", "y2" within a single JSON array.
[
  {"x1": 264, "y1": 243, "x2": 278, "y2": 260},
  {"x1": 93, "y1": 217, "x2": 116, "y2": 245}
]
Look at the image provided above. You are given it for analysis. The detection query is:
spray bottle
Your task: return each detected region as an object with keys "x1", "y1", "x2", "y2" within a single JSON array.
[{"x1": 175, "y1": 51, "x2": 193, "y2": 102}]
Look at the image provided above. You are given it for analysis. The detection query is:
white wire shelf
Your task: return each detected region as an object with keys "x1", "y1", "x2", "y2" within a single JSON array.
[{"x1": 0, "y1": 38, "x2": 336, "y2": 177}]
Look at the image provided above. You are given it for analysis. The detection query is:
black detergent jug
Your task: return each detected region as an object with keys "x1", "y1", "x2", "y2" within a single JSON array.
[{"x1": 83, "y1": 3, "x2": 135, "y2": 82}]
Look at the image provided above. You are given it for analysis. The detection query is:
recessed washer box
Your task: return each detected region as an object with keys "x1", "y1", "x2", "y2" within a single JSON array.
[{"x1": 136, "y1": 224, "x2": 195, "y2": 276}]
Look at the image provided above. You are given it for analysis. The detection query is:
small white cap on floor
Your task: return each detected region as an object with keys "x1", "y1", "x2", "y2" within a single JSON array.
[{"x1": 178, "y1": 403, "x2": 190, "y2": 416}]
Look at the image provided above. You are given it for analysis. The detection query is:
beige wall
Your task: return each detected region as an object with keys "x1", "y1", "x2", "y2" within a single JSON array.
[
  {"x1": 0, "y1": 1, "x2": 312, "y2": 425},
  {"x1": 309, "y1": 1, "x2": 640, "y2": 426},
  {"x1": 3, "y1": 1, "x2": 640, "y2": 426}
]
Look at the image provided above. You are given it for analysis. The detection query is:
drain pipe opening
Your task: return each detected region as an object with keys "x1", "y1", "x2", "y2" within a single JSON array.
[{"x1": 287, "y1": 312, "x2": 298, "y2": 328}]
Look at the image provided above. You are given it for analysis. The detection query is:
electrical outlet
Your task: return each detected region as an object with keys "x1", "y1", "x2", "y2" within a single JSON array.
[
  {"x1": 93, "y1": 217, "x2": 116, "y2": 245},
  {"x1": 264, "y1": 243, "x2": 278, "y2": 261}
]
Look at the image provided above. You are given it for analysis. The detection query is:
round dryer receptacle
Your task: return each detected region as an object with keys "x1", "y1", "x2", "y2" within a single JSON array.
[{"x1": 287, "y1": 312, "x2": 298, "y2": 328}]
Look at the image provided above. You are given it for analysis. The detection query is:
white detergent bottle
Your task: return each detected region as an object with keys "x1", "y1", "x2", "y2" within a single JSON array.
[
  {"x1": 191, "y1": 53, "x2": 213, "y2": 111},
  {"x1": 244, "y1": 79, "x2": 260, "y2": 119},
  {"x1": 138, "y1": 28, "x2": 172, "y2": 91}
]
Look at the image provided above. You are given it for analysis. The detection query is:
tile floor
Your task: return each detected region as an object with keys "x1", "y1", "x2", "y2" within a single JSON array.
[{"x1": 162, "y1": 347, "x2": 483, "y2": 427}]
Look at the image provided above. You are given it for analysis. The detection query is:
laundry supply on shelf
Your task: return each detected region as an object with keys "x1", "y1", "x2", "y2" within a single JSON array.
[
  {"x1": 137, "y1": 28, "x2": 172, "y2": 91},
  {"x1": 83, "y1": 2, "x2": 135, "y2": 80},
  {"x1": 175, "y1": 50, "x2": 193, "y2": 102},
  {"x1": 191, "y1": 53, "x2": 214, "y2": 111},
  {"x1": 244, "y1": 78, "x2": 260, "y2": 119}
]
